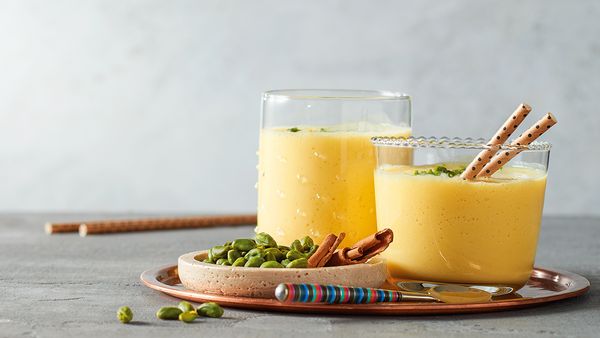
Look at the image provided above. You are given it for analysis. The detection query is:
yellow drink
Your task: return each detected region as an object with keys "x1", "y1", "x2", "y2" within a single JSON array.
[
  {"x1": 374, "y1": 164, "x2": 547, "y2": 288},
  {"x1": 257, "y1": 124, "x2": 411, "y2": 247}
]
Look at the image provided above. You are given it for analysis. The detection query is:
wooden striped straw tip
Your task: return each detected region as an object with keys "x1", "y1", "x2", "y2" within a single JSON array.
[
  {"x1": 546, "y1": 112, "x2": 558, "y2": 123},
  {"x1": 79, "y1": 224, "x2": 89, "y2": 237},
  {"x1": 44, "y1": 222, "x2": 53, "y2": 234},
  {"x1": 45, "y1": 222, "x2": 80, "y2": 234}
]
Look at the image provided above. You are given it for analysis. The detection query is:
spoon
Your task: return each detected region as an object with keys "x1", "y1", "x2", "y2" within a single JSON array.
[
  {"x1": 427, "y1": 284, "x2": 492, "y2": 303},
  {"x1": 396, "y1": 281, "x2": 514, "y2": 296},
  {"x1": 275, "y1": 283, "x2": 493, "y2": 304}
]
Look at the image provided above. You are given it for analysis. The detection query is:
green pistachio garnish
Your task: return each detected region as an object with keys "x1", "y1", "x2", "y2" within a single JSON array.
[
  {"x1": 414, "y1": 165, "x2": 466, "y2": 178},
  {"x1": 288, "y1": 127, "x2": 301, "y2": 132}
]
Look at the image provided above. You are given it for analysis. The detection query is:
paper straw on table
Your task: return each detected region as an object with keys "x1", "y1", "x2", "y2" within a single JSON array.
[
  {"x1": 45, "y1": 222, "x2": 82, "y2": 234},
  {"x1": 476, "y1": 113, "x2": 557, "y2": 178},
  {"x1": 461, "y1": 103, "x2": 531, "y2": 180},
  {"x1": 44, "y1": 214, "x2": 257, "y2": 236}
]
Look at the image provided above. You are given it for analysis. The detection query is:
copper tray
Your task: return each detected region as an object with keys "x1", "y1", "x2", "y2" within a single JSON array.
[{"x1": 140, "y1": 264, "x2": 589, "y2": 315}]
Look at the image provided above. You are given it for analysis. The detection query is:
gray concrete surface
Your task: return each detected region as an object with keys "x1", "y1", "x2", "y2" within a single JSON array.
[
  {"x1": 0, "y1": 0, "x2": 599, "y2": 215},
  {"x1": 0, "y1": 214, "x2": 598, "y2": 337}
]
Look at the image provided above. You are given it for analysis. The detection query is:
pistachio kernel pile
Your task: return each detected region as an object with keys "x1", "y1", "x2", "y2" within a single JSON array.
[{"x1": 203, "y1": 232, "x2": 318, "y2": 268}]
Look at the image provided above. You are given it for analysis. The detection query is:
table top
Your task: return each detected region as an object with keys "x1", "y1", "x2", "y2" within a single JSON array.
[{"x1": 0, "y1": 214, "x2": 597, "y2": 338}]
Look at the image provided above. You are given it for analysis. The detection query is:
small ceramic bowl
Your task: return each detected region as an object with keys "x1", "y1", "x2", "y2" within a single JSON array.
[{"x1": 178, "y1": 250, "x2": 388, "y2": 298}]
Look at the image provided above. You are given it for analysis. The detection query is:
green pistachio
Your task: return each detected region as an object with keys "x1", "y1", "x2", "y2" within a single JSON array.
[
  {"x1": 178, "y1": 301, "x2": 195, "y2": 313},
  {"x1": 286, "y1": 249, "x2": 305, "y2": 261},
  {"x1": 156, "y1": 307, "x2": 183, "y2": 320},
  {"x1": 286, "y1": 257, "x2": 308, "y2": 268},
  {"x1": 179, "y1": 311, "x2": 198, "y2": 323},
  {"x1": 255, "y1": 232, "x2": 278, "y2": 248},
  {"x1": 414, "y1": 165, "x2": 466, "y2": 177},
  {"x1": 263, "y1": 252, "x2": 276, "y2": 262},
  {"x1": 263, "y1": 248, "x2": 284, "y2": 261},
  {"x1": 260, "y1": 261, "x2": 284, "y2": 268},
  {"x1": 227, "y1": 250, "x2": 242, "y2": 264},
  {"x1": 299, "y1": 236, "x2": 314, "y2": 251},
  {"x1": 244, "y1": 248, "x2": 264, "y2": 259},
  {"x1": 290, "y1": 239, "x2": 303, "y2": 252},
  {"x1": 232, "y1": 239, "x2": 256, "y2": 252},
  {"x1": 244, "y1": 256, "x2": 265, "y2": 267},
  {"x1": 305, "y1": 245, "x2": 319, "y2": 258},
  {"x1": 232, "y1": 257, "x2": 247, "y2": 267},
  {"x1": 210, "y1": 245, "x2": 230, "y2": 259},
  {"x1": 197, "y1": 302, "x2": 224, "y2": 318},
  {"x1": 116, "y1": 306, "x2": 133, "y2": 324}
]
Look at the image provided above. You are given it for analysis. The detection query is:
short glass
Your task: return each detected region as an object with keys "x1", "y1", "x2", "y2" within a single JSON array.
[
  {"x1": 257, "y1": 89, "x2": 411, "y2": 247},
  {"x1": 371, "y1": 136, "x2": 551, "y2": 289}
]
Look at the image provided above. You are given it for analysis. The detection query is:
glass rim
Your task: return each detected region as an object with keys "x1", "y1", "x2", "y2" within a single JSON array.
[
  {"x1": 371, "y1": 136, "x2": 552, "y2": 151},
  {"x1": 263, "y1": 89, "x2": 411, "y2": 101}
]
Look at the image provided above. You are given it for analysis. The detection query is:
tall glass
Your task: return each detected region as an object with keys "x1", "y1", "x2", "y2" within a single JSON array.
[
  {"x1": 257, "y1": 89, "x2": 411, "y2": 247},
  {"x1": 372, "y1": 136, "x2": 551, "y2": 289}
]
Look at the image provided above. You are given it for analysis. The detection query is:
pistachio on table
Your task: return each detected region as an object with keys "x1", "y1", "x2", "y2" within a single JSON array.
[
  {"x1": 178, "y1": 301, "x2": 195, "y2": 313},
  {"x1": 197, "y1": 302, "x2": 224, "y2": 318},
  {"x1": 179, "y1": 311, "x2": 198, "y2": 323},
  {"x1": 156, "y1": 306, "x2": 183, "y2": 320},
  {"x1": 116, "y1": 306, "x2": 133, "y2": 324}
]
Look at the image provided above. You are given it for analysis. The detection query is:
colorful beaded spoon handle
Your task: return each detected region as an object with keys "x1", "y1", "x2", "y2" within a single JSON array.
[{"x1": 275, "y1": 283, "x2": 435, "y2": 304}]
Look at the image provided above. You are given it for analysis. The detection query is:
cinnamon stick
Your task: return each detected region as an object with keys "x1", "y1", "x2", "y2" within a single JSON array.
[
  {"x1": 327, "y1": 228, "x2": 394, "y2": 266},
  {"x1": 307, "y1": 232, "x2": 345, "y2": 268}
]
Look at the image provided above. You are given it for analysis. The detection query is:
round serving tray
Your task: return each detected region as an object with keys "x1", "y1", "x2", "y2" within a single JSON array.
[{"x1": 140, "y1": 265, "x2": 589, "y2": 315}]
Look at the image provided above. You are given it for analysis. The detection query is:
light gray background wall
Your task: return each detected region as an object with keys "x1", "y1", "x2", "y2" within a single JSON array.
[{"x1": 0, "y1": 0, "x2": 598, "y2": 215}]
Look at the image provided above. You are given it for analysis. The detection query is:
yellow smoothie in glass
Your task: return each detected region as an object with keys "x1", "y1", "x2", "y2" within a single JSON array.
[
  {"x1": 374, "y1": 163, "x2": 547, "y2": 288},
  {"x1": 257, "y1": 123, "x2": 411, "y2": 247}
]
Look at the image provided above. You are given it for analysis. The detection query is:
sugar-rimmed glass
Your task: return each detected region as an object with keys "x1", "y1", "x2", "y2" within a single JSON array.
[{"x1": 371, "y1": 136, "x2": 551, "y2": 289}]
